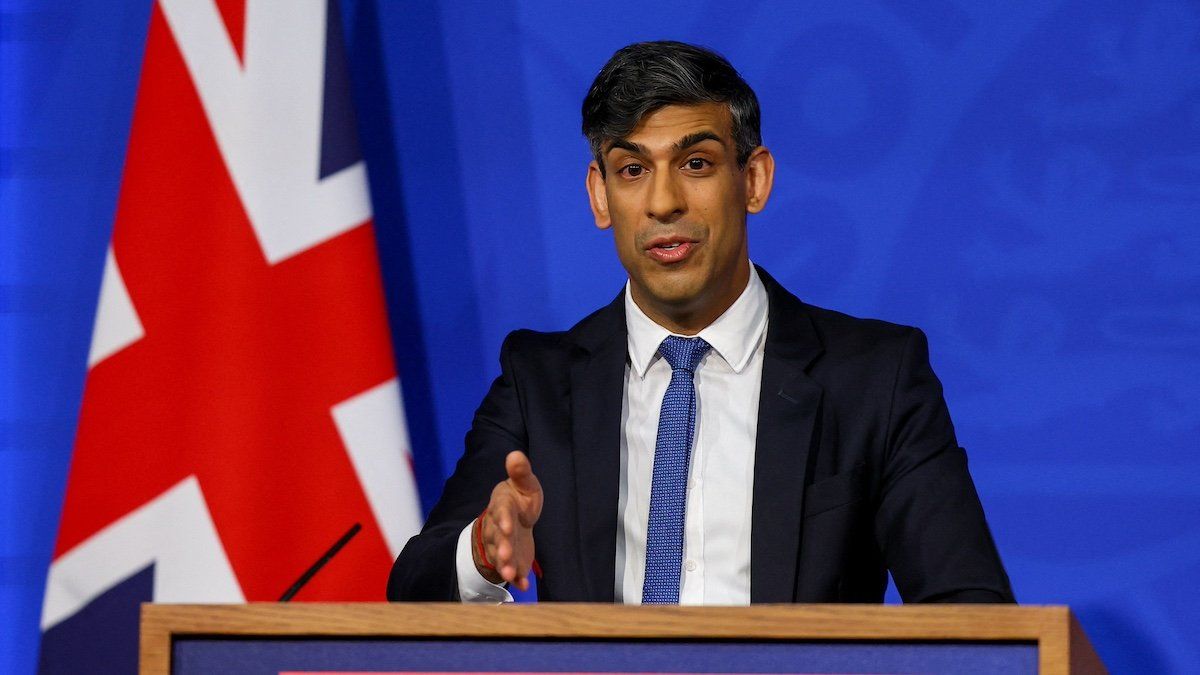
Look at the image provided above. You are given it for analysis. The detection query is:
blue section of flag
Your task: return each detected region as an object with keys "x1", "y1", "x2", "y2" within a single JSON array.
[
  {"x1": 38, "y1": 565, "x2": 153, "y2": 675},
  {"x1": 318, "y1": 0, "x2": 362, "y2": 180}
]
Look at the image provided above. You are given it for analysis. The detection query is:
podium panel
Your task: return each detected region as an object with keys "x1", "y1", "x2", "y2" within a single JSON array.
[{"x1": 140, "y1": 604, "x2": 1104, "y2": 675}]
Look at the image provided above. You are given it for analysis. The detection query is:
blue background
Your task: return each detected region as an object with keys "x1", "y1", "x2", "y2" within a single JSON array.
[{"x1": 2, "y1": 0, "x2": 1198, "y2": 672}]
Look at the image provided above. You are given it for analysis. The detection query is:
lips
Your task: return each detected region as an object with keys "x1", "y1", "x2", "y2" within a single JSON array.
[{"x1": 644, "y1": 235, "x2": 699, "y2": 264}]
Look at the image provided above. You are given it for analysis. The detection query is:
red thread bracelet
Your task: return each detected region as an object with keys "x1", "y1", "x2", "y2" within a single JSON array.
[
  {"x1": 475, "y1": 508, "x2": 496, "y2": 570},
  {"x1": 474, "y1": 507, "x2": 543, "y2": 579}
]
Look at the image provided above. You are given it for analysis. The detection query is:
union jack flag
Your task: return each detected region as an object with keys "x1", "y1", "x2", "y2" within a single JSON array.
[{"x1": 39, "y1": 1, "x2": 421, "y2": 671}]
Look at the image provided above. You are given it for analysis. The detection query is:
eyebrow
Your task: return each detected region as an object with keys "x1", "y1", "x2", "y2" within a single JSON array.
[
  {"x1": 605, "y1": 138, "x2": 648, "y2": 156},
  {"x1": 673, "y1": 131, "x2": 724, "y2": 151},
  {"x1": 605, "y1": 131, "x2": 725, "y2": 158}
]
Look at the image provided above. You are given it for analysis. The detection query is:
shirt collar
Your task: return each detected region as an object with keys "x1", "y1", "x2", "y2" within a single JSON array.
[{"x1": 625, "y1": 264, "x2": 769, "y2": 378}]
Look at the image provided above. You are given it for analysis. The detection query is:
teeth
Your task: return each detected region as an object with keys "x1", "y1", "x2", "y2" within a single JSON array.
[{"x1": 662, "y1": 243, "x2": 680, "y2": 249}]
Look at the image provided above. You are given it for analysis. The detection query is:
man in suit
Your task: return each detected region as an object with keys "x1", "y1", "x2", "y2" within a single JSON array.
[{"x1": 387, "y1": 41, "x2": 1013, "y2": 604}]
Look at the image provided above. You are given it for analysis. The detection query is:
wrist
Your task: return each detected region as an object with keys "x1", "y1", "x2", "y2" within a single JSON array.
[{"x1": 472, "y1": 510, "x2": 505, "y2": 585}]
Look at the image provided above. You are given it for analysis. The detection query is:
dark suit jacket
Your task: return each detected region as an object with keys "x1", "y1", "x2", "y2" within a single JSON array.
[{"x1": 387, "y1": 267, "x2": 1014, "y2": 603}]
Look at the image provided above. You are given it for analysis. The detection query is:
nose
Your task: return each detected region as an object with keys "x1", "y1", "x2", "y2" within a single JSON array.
[{"x1": 646, "y1": 169, "x2": 685, "y2": 223}]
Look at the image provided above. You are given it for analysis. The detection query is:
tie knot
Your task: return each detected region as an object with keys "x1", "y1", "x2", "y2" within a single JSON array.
[{"x1": 658, "y1": 336, "x2": 711, "y2": 373}]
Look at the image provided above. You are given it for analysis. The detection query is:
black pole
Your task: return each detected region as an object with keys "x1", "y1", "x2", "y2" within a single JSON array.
[{"x1": 279, "y1": 522, "x2": 363, "y2": 602}]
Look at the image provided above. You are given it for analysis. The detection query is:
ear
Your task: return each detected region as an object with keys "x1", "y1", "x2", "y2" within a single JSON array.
[
  {"x1": 743, "y1": 146, "x2": 775, "y2": 214},
  {"x1": 586, "y1": 160, "x2": 612, "y2": 229}
]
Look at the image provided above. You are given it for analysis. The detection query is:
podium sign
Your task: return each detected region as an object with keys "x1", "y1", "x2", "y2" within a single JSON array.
[{"x1": 140, "y1": 603, "x2": 1105, "y2": 675}]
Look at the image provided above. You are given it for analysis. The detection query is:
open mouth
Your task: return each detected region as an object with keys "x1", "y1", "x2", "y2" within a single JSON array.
[{"x1": 645, "y1": 236, "x2": 699, "y2": 264}]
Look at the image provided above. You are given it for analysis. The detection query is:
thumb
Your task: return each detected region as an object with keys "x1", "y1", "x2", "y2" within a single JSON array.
[{"x1": 505, "y1": 450, "x2": 542, "y2": 497}]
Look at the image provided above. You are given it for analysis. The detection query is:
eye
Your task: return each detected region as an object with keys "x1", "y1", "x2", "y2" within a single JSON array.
[
  {"x1": 618, "y1": 164, "x2": 646, "y2": 178},
  {"x1": 684, "y1": 157, "x2": 711, "y2": 171}
]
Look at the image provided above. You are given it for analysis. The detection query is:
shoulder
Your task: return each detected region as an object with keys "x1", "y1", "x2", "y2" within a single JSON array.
[
  {"x1": 782, "y1": 299, "x2": 940, "y2": 423},
  {"x1": 765, "y1": 283, "x2": 946, "y2": 439},
  {"x1": 758, "y1": 266, "x2": 921, "y2": 369},
  {"x1": 498, "y1": 289, "x2": 624, "y2": 369},
  {"x1": 800, "y1": 302, "x2": 921, "y2": 362},
  {"x1": 501, "y1": 327, "x2": 571, "y2": 355},
  {"x1": 501, "y1": 288, "x2": 625, "y2": 361},
  {"x1": 496, "y1": 329, "x2": 572, "y2": 381}
]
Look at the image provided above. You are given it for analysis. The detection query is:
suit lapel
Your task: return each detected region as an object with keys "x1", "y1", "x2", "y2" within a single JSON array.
[
  {"x1": 568, "y1": 292, "x2": 627, "y2": 602},
  {"x1": 751, "y1": 267, "x2": 825, "y2": 603}
]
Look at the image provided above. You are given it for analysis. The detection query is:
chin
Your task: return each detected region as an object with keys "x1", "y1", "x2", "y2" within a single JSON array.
[{"x1": 643, "y1": 273, "x2": 707, "y2": 308}]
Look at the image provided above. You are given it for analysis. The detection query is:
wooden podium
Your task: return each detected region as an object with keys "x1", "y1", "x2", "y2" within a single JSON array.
[{"x1": 140, "y1": 603, "x2": 1105, "y2": 675}]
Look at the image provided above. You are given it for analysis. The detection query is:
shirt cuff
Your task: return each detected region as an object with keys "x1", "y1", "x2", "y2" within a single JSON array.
[{"x1": 455, "y1": 519, "x2": 514, "y2": 604}]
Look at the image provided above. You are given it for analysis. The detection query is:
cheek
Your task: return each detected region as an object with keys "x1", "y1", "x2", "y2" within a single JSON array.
[
  {"x1": 709, "y1": 221, "x2": 748, "y2": 265},
  {"x1": 611, "y1": 225, "x2": 641, "y2": 262}
]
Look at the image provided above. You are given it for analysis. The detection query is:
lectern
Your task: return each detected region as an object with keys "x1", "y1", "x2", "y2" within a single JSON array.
[{"x1": 140, "y1": 603, "x2": 1105, "y2": 674}]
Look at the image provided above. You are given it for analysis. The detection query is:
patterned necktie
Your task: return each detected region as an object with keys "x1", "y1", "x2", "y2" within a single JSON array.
[{"x1": 642, "y1": 335, "x2": 711, "y2": 604}]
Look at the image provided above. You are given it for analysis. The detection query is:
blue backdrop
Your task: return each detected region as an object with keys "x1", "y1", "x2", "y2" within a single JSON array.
[{"x1": 2, "y1": 1, "x2": 1198, "y2": 672}]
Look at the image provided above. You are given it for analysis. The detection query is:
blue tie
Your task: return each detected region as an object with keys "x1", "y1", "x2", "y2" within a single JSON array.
[{"x1": 642, "y1": 335, "x2": 711, "y2": 604}]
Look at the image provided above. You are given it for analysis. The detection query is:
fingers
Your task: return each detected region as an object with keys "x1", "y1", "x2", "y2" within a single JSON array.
[
  {"x1": 512, "y1": 572, "x2": 531, "y2": 592},
  {"x1": 495, "y1": 538, "x2": 521, "y2": 588},
  {"x1": 483, "y1": 509, "x2": 535, "y2": 587}
]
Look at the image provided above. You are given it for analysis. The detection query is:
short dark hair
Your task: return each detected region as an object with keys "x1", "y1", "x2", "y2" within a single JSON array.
[{"x1": 581, "y1": 41, "x2": 762, "y2": 175}]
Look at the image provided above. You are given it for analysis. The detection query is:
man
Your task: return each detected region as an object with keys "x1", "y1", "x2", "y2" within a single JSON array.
[{"x1": 387, "y1": 41, "x2": 1013, "y2": 604}]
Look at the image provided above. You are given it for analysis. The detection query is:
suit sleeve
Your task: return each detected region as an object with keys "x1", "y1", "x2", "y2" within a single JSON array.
[
  {"x1": 386, "y1": 332, "x2": 530, "y2": 601},
  {"x1": 874, "y1": 328, "x2": 1016, "y2": 603}
]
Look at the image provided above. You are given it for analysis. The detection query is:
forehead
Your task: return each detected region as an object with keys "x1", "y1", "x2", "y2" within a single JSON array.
[{"x1": 623, "y1": 103, "x2": 732, "y2": 146}]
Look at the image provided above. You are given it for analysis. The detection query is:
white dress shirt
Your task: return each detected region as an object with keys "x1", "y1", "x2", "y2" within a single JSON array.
[{"x1": 456, "y1": 266, "x2": 769, "y2": 604}]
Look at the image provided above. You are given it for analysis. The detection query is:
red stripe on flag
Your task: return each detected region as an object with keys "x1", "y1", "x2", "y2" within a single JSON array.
[{"x1": 215, "y1": 0, "x2": 246, "y2": 64}]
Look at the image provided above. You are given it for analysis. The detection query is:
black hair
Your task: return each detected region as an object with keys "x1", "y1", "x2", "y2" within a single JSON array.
[{"x1": 581, "y1": 41, "x2": 761, "y2": 175}]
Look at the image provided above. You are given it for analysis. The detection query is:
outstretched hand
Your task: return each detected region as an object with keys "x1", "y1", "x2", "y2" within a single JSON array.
[{"x1": 473, "y1": 451, "x2": 543, "y2": 590}]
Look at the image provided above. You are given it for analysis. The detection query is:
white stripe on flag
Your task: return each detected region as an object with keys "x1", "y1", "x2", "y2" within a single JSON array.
[
  {"x1": 332, "y1": 378, "x2": 423, "y2": 559},
  {"x1": 158, "y1": 0, "x2": 372, "y2": 264},
  {"x1": 41, "y1": 475, "x2": 243, "y2": 631},
  {"x1": 87, "y1": 247, "x2": 145, "y2": 367}
]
